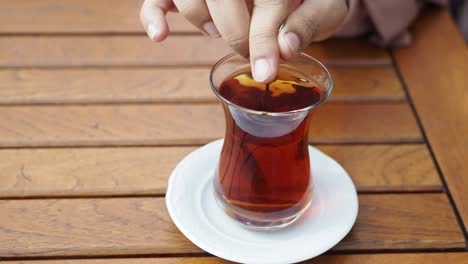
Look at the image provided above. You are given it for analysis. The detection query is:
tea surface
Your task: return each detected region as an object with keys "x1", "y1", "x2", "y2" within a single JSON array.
[{"x1": 219, "y1": 67, "x2": 322, "y2": 112}]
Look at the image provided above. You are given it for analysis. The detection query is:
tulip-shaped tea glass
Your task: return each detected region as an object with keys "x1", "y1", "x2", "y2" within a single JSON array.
[{"x1": 210, "y1": 53, "x2": 333, "y2": 230}]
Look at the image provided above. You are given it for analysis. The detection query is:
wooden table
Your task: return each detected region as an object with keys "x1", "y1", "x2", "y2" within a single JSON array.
[{"x1": 0, "y1": 1, "x2": 467, "y2": 263}]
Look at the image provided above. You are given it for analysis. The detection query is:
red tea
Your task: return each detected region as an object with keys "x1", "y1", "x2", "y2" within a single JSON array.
[{"x1": 215, "y1": 67, "x2": 323, "y2": 220}]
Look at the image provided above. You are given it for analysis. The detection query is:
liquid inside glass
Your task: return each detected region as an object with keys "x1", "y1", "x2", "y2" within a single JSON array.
[
  {"x1": 219, "y1": 68, "x2": 322, "y2": 112},
  {"x1": 214, "y1": 66, "x2": 324, "y2": 226}
]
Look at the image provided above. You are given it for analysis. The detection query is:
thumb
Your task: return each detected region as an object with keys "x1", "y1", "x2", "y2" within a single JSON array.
[{"x1": 278, "y1": 0, "x2": 348, "y2": 60}]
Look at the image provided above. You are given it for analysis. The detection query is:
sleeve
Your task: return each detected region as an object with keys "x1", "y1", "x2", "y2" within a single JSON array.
[{"x1": 334, "y1": 0, "x2": 449, "y2": 46}]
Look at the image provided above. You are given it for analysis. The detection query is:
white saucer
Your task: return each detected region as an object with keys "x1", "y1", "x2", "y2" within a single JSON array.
[{"x1": 166, "y1": 139, "x2": 358, "y2": 264}]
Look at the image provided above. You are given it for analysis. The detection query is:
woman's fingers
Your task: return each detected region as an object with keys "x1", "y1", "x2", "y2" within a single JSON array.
[
  {"x1": 140, "y1": 0, "x2": 174, "y2": 42},
  {"x1": 249, "y1": 0, "x2": 290, "y2": 83},
  {"x1": 278, "y1": 0, "x2": 348, "y2": 60},
  {"x1": 173, "y1": 0, "x2": 220, "y2": 37},
  {"x1": 206, "y1": 0, "x2": 251, "y2": 57},
  {"x1": 141, "y1": 0, "x2": 219, "y2": 39},
  {"x1": 141, "y1": 0, "x2": 346, "y2": 80}
]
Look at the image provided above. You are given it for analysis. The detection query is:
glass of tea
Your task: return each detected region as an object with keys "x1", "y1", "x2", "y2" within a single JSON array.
[{"x1": 210, "y1": 53, "x2": 333, "y2": 230}]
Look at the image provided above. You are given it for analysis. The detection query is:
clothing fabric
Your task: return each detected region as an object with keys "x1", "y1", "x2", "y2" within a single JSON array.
[{"x1": 335, "y1": 0, "x2": 448, "y2": 46}]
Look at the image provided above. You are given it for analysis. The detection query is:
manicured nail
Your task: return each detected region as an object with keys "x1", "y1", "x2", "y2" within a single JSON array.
[
  {"x1": 202, "y1": 21, "x2": 220, "y2": 37},
  {"x1": 147, "y1": 23, "x2": 159, "y2": 40},
  {"x1": 284, "y1": 32, "x2": 301, "y2": 55},
  {"x1": 253, "y1": 58, "x2": 271, "y2": 83}
]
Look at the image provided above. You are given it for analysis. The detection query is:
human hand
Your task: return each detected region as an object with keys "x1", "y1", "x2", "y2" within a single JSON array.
[{"x1": 140, "y1": 0, "x2": 347, "y2": 83}]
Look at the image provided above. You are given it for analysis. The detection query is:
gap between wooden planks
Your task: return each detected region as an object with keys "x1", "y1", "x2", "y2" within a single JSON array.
[
  {"x1": 0, "y1": 37, "x2": 390, "y2": 67},
  {"x1": 0, "y1": 103, "x2": 421, "y2": 147},
  {"x1": 0, "y1": 194, "x2": 464, "y2": 258},
  {"x1": 0, "y1": 144, "x2": 441, "y2": 198}
]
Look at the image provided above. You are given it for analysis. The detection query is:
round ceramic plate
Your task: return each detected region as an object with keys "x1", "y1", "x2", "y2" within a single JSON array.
[{"x1": 166, "y1": 139, "x2": 358, "y2": 264}]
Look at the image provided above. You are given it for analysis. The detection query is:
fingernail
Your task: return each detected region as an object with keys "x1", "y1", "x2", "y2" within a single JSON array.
[
  {"x1": 203, "y1": 21, "x2": 220, "y2": 37},
  {"x1": 284, "y1": 32, "x2": 301, "y2": 55},
  {"x1": 147, "y1": 23, "x2": 159, "y2": 40},
  {"x1": 253, "y1": 58, "x2": 271, "y2": 83}
]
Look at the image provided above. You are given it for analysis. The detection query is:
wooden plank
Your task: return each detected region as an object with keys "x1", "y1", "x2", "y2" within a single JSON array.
[
  {"x1": 310, "y1": 103, "x2": 421, "y2": 143},
  {"x1": 0, "y1": 36, "x2": 228, "y2": 67},
  {"x1": 0, "y1": 67, "x2": 404, "y2": 104},
  {"x1": 318, "y1": 145, "x2": 441, "y2": 192},
  {"x1": 0, "y1": 194, "x2": 463, "y2": 257},
  {"x1": 2, "y1": 253, "x2": 468, "y2": 263},
  {"x1": 0, "y1": 0, "x2": 193, "y2": 33},
  {"x1": 0, "y1": 145, "x2": 441, "y2": 198},
  {"x1": 0, "y1": 103, "x2": 421, "y2": 147},
  {"x1": 0, "y1": 37, "x2": 390, "y2": 67},
  {"x1": 330, "y1": 67, "x2": 404, "y2": 102},
  {"x1": 339, "y1": 194, "x2": 464, "y2": 250},
  {"x1": 394, "y1": 9, "x2": 468, "y2": 233},
  {"x1": 303, "y1": 40, "x2": 390, "y2": 66}
]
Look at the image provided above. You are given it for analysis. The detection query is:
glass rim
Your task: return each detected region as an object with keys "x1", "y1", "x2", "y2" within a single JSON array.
[{"x1": 209, "y1": 52, "x2": 334, "y2": 117}]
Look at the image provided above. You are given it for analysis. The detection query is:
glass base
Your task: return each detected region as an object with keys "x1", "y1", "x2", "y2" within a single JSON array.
[{"x1": 213, "y1": 184, "x2": 312, "y2": 231}]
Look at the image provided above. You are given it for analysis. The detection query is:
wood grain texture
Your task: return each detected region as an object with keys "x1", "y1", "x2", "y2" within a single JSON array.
[
  {"x1": 394, "y1": 9, "x2": 468, "y2": 232},
  {"x1": 0, "y1": 37, "x2": 390, "y2": 67},
  {"x1": 339, "y1": 194, "x2": 464, "y2": 250},
  {"x1": 0, "y1": 103, "x2": 421, "y2": 147},
  {"x1": 0, "y1": 194, "x2": 463, "y2": 257},
  {"x1": 0, "y1": 67, "x2": 404, "y2": 104},
  {"x1": 0, "y1": 0, "x2": 193, "y2": 33},
  {"x1": 0, "y1": 36, "x2": 228, "y2": 67},
  {"x1": 1, "y1": 2, "x2": 464, "y2": 261},
  {"x1": 0, "y1": 145, "x2": 441, "y2": 198},
  {"x1": 2, "y1": 253, "x2": 468, "y2": 263},
  {"x1": 309, "y1": 103, "x2": 421, "y2": 143},
  {"x1": 303, "y1": 40, "x2": 391, "y2": 66},
  {"x1": 318, "y1": 145, "x2": 441, "y2": 192},
  {"x1": 0, "y1": 147, "x2": 188, "y2": 198}
]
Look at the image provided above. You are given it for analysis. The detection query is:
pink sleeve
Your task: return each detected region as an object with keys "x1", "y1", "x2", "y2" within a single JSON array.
[{"x1": 335, "y1": 0, "x2": 448, "y2": 46}]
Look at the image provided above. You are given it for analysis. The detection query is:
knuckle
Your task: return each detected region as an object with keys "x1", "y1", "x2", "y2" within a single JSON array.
[
  {"x1": 224, "y1": 33, "x2": 249, "y2": 51},
  {"x1": 254, "y1": 0, "x2": 288, "y2": 9},
  {"x1": 302, "y1": 16, "x2": 320, "y2": 39},
  {"x1": 336, "y1": 0, "x2": 349, "y2": 20},
  {"x1": 250, "y1": 29, "x2": 276, "y2": 42},
  {"x1": 327, "y1": 0, "x2": 347, "y2": 19},
  {"x1": 174, "y1": 0, "x2": 203, "y2": 20},
  {"x1": 177, "y1": 6, "x2": 196, "y2": 18}
]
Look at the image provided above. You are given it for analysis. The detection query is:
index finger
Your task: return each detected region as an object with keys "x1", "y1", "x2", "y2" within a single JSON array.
[
  {"x1": 249, "y1": 0, "x2": 290, "y2": 83},
  {"x1": 140, "y1": 0, "x2": 174, "y2": 42}
]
